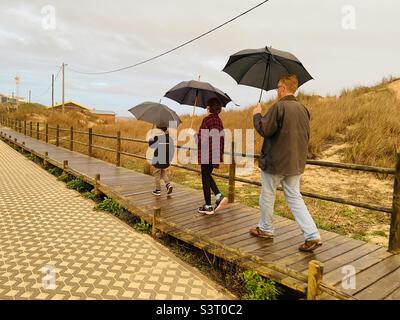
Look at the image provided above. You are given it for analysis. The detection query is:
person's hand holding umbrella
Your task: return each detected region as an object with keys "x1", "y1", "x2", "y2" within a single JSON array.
[{"x1": 253, "y1": 102, "x2": 263, "y2": 116}]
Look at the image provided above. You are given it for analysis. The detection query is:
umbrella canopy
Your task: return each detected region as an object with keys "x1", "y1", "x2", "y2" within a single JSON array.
[
  {"x1": 164, "y1": 80, "x2": 232, "y2": 109},
  {"x1": 128, "y1": 102, "x2": 181, "y2": 128},
  {"x1": 222, "y1": 46, "x2": 313, "y2": 99}
]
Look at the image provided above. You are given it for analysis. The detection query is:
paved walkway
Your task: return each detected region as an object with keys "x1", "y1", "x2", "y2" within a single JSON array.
[{"x1": 0, "y1": 141, "x2": 231, "y2": 300}]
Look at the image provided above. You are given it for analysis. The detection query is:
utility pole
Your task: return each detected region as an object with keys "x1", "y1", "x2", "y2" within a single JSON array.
[
  {"x1": 29, "y1": 90, "x2": 31, "y2": 103},
  {"x1": 14, "y1": 76, "x2": 20, "y2": 112},
  {"x1": 62, "y1": 63, "x2": 65, "y2": 113},
  {"x1": 51, "y1": 74, "x2": 55, "y2": 107}
]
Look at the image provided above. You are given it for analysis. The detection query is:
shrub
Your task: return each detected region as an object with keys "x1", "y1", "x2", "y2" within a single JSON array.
[
  {"x1": 66, "y1": 177, "x2": 92, "y2": 193},
  {"x1": 241, "y1": 270, "x2": 280, "y2": 300},
  {"x1": 134, "y1": 218, "x2": 151, "y2": 234},
  {"x1": 57, "y1": 172, "x2": 72, "y2": 182},
  {"x1": 94, "y1": 197, "x2": 125, "y2": 215}
]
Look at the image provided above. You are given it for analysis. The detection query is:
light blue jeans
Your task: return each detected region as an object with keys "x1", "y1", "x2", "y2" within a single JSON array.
[{"x1": 259, "y1": 170, "x2": 321, "y2": 241}]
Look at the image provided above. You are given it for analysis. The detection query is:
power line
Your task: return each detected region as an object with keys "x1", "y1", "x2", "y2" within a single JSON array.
[
  {"x1": 69, "y1": 0, "x2": 270, "y2": 75},
  {"x1": 36, "y1": 66, "x2": 62, "y2": 97}
]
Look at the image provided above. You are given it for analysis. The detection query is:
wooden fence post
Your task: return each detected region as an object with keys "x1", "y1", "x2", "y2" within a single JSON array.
[
  {"x1": 92, "y1": 173, "x2": 101, "y2": 196},
  {"x1": 70, "y1": 126, "x2": 74, "y2": 151},
  {"x1": 43, "y1": 152, "x2": 49, "y2": 168},
  {"x1": 56, "y1": 125, "x2": 60, "y2": 147},
  {"x1": 307, "y1": 260, "x2": 324, "y2": 300},
  {"x1": 45, "y1": 123, "x2": 49, "y2": 143},
  {"x1": 24, "y1": 120, "x2": 26, "y2": 136},
  {"x1": 389, "y1": 153, "x2": 400, "y2": 254},
  {"x1": 228, "y1": 141, "x2": 236, "y2": 203},
  {"x1": 63, "y1": 160, "x2": 68, "y2": 172},
  {"x1": 36, "y1": 122, "x2": 40, "y2": 140},
  {"x1": 116, "y1": 131, "x2": 121, "y2": 167},
  {"x1": 152, "y1": 207, "x2": 161, "y2": 237},
  {"x1": 29, "y1": 121, "x2": 33, "y2": 137},
  {"x1": 88, "y1": 128, "x2": 93, "y2": 157}
]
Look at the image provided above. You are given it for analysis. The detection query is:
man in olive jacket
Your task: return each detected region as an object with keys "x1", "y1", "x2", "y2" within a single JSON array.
[{"x1": 251, "y1": 74, "x2": 322, "y2": 252}]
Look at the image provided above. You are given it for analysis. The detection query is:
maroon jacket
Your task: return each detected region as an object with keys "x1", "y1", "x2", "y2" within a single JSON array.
[{"x1": 197, "y1": 113, "x2": 224, "y2": 169}]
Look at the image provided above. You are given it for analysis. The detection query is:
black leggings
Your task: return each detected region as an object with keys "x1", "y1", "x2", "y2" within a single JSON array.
[{"x1": 201, "y1": 164, "x2": 220, "y2": 206}]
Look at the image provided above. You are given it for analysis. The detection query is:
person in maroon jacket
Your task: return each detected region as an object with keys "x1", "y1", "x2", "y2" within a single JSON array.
[{"x1": 196, "y1": 98, "x2": 228, "y2": 215}]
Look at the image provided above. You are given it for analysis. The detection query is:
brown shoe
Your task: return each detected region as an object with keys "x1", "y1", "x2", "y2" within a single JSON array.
[
  {"x1": 250, "y1": 227, "x2": 274, "y2": 239},
  {"x1": 298, "y1": 240, "x2": 323, "y2": 252}
]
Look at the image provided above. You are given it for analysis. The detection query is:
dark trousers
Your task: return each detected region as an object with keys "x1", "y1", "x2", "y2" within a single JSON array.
[{"x1": 201, "y1": 164, "x2": 220, "y2": 206}]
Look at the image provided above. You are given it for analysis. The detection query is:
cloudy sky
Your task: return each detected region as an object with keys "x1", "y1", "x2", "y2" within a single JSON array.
[{"x1": 0, "y1": 0, "x2": 399, "y2": 116}]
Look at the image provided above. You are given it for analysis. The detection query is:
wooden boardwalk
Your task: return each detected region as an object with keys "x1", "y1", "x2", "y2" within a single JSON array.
[{"x1": 1, "y1": 125, "x2": 400, "y2": 300}]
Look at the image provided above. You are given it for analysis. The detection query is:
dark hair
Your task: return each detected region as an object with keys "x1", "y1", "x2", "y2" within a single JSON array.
[
  {"x1": 156, "y1": 126, "x2": 168, "y2": 132},
  {"x1": 207, "y1": 98, "x2": 222, "y2": 114}
]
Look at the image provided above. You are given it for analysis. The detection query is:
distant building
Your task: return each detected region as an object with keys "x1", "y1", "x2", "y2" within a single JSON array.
[
  {"x1": 48, "y1": 101, "x2": 92, "y2": 113},
  {"x1": 0, "y1": 93, "x2": 25, "y2": 104},
  {"x1": 91, "y1": 109, "x2": 116, "y2": 124},
  {"x1": 47, "y1": 101, "x2": 116, "y2": 124}
]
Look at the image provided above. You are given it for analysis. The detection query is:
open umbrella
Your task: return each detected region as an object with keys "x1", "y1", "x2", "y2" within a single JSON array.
[
  {"x1": 128, "y1": 102, "x2": 181, "y2": 128},
  {"x1": 222, "y1": 46, "x2": 313, "y2": 101},
  {"x1": 164, "y1": 79, "x2": 233, "y2": 128}
]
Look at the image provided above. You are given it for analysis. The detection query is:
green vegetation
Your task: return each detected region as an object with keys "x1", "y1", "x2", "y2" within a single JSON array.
[
  {"x1": 371, "y1": 230, "x2": 386, "y2": 237},
  {"x1": 94, "y1": 197, "x2": 125, "y2": 215},
  {"x1": 241, "y1": 270, "x2": 280, "y2": 300},
  {"x1": 66, "y1": 176, "x2": 92, "y2": 193},
  {"x1": 82, "y1": 191, "x2": 102, "y2": 202},
  {"x1": 48, "y1": 167, "x2": 63, "y2": 177},
  {"x1": 57, "y1": 172, "x2": 72, "y2": 182},
  {"x1": 134, "y1": 218, "x2": 152, "y2": 234}
]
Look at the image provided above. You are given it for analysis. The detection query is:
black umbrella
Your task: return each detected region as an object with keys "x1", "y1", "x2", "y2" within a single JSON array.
[
  {"x1": 128, "y1": 102, "x2": 181, "y2": 128},
  {"x1": 164, "y1": 79, "x2": 233, "y2": 128},
  {"x1": 222, "y1": 46, "x2": 313, "y2": 101}
]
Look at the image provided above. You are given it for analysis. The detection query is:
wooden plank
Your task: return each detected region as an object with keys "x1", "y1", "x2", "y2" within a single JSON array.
[
  {"x1": 193, "y1": 208, "x2": 257, "y2": 234},
  {"x1": 302, "y1": 243, "x2": 382, "y2": 275},
  {"x1": 355, "y1": 266, "x2": 400, "y2": 300},
  {"x1": 127, "y1": 193, "x2": 200, "y2": 212},
  {"x1": 209, "y1": 218, "x2": 260, "y2": 241},
  {"x1": 384, "y1": 286, "x2": 400, "y2": 300},
  {"x1": 228, "y1": 221, "x2": 299, "y2": 248},
  {"x1": 323, "y1": 247, "x2": 392, "y2": 286},
  {"x1": 288, "y1": 238, "x2": 365, "y2": 272},
  {"x1": 220, "y1": 219, "x2": 297, "y2": 247},
  {"x1": 178, "y1": 206, "x2": 251, "y2": 230},
  {"x1": 171, "y1": 205, "x2": 239, "y2": 226},
  {"x1": 272, "y1": 234, "x2": 352, "y2": 267},
  {"x1": 256, "y1": 230, "x2": 332, "y2": 260},
  {"x1": 333, "y1": 254, "x2": 400, "y2": 297}
]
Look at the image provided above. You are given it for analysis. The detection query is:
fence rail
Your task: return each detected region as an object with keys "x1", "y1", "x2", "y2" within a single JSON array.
[{"x1": 1, "y1": 115, "x2": 399, "y2": 253}]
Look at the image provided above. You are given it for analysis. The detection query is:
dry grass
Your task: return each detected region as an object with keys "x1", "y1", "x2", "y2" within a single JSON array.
[{"x1": 2, "y1": 78, "x2": 399, "y2": 168}]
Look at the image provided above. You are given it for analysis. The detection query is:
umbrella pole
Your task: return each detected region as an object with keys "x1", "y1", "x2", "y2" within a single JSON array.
[
  {"x1": 259, "y1": 56, "x2": 271, "y2": 103},
  {"x1": 190, "y1": 94, "x2": 198, "y2": 129}
]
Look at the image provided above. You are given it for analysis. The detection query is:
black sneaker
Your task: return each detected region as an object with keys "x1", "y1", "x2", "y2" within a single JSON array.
[
  {"x1": 152, "y1": 189, "x2": 161, "y2": 196},
  {"x1": 198, "y1": 205, "x2": 215, "y2": 215},
  {"x1": 215, "y1": 196, "x2": 228, "y2": 213},
  {"x1": 166, "y1": 183, "x2": 173, "y2": 195}
]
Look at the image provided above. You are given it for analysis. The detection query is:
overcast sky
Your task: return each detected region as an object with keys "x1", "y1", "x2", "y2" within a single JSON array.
[{"x1": 0, "y1": 0, "x2": 399, "y2": 116}]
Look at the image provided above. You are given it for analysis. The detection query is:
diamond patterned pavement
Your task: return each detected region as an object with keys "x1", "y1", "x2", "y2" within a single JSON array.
[{"x1": 0, "y1": 141, "x2": 232, "y2": 300}]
